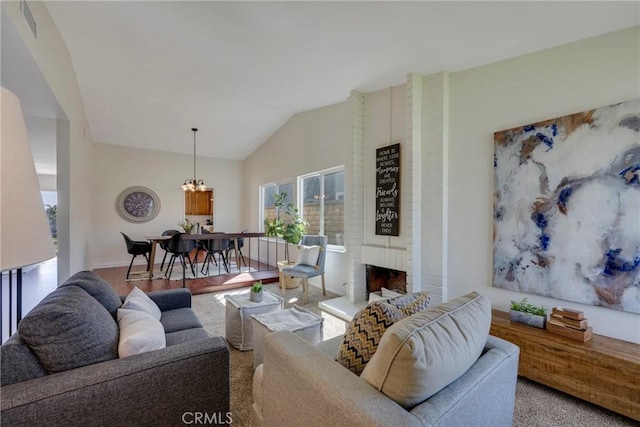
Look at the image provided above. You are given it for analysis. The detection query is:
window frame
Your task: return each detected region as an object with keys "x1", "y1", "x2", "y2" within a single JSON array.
[
  {"x1": 298, "y1": 165, "x2": 345, "y2": 251},
  {"x1": 259, "y1": 180, "x2": 293, "y2": 233}
]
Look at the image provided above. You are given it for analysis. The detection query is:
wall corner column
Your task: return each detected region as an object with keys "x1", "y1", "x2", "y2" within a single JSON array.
[
  {"x1": 421, "y1": 71, "x2": 450, "y2": 305},
  {"x1": 347, "y1": 90, "x2": 366, "y2": 303},
  {"x1": 405, "y1": 73, "x2": 423, "y2": 294}
]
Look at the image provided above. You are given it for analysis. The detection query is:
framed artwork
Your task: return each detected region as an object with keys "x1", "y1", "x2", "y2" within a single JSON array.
[
  {"x1": 375, "y1": 143, "x2": 400, "y2": 236},
  {"x1": 493, "y1": 98, "x2": 639, "y2": 313},
  {"x1": 116, "y1": 186, "x2": 161, "y2": 223}
]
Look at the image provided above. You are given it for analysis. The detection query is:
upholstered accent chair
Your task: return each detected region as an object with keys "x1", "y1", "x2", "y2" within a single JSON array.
[{"x1": 281, "y1": 235, "x2": 327, "y2": 304}]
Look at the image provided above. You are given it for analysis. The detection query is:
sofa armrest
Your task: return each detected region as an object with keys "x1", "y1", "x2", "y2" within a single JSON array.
[
  {"x1": 1, "y1": 336, "x2": 229, "y2": 427},
  {"x1": 148, "y1": 288, "x2": 192, "y2": 311},
  {"x1": 409, "y1": 335, "x2": 519, "y2": 426},
  {"x1": 260, "y1": 331, "x2": 420, "y2": 427}
]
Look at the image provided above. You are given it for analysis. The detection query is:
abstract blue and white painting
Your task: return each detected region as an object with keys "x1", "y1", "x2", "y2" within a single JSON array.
[{"x1": 493, "y1": 98, "x2": 639, "y2": 314}]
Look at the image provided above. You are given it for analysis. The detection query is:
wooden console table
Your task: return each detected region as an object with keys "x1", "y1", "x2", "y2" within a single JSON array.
[{"x1": 490, "y1": 309, "x2": 640, "y2": 421}]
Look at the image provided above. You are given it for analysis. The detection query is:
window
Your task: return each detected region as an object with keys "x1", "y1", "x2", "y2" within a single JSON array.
[
  {"x1": 299, "y1": 166, "x2": 345, "y2": 248},
  {"x1": 260, "y1": 182, "x2": 293, "y2": 231}
]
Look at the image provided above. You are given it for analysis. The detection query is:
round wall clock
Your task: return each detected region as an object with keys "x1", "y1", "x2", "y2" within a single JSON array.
[{"x1": 116, "y1": 186, "x2": 161, "y2": 223}]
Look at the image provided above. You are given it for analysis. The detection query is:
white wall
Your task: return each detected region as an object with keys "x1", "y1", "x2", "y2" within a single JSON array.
[
  {"x1": 363, "y1": 85, "x2": 407, "y2": 249},
  {"x1": 38, "y1": 174, "x2": 57, "y2": 192},
  {"x1": 92, "y1": 143, "x2": 243, "y2": 268},
  {"x1": 243, "y1": 103, "x2": 350, "y2": 294},
  {"x1": 448, "y1": 27, "x2": 640, "y2": 343}
]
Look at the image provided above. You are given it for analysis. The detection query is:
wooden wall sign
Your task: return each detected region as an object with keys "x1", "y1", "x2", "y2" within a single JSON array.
[{"x1": 375, "y1": 143, "x2": 400, "y2": 236}]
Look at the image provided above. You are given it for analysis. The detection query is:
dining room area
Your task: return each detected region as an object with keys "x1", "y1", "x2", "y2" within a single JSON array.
[{"x1": 104, "y1": 137, "x2": 284, "y2": 296}]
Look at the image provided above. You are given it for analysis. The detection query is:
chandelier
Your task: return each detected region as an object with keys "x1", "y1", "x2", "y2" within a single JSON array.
[{"x1": 181, "y1": 127, "x2": 207, "y2": 192}]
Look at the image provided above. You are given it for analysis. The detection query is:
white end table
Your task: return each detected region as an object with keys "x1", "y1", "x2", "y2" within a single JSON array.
[
  {"x1": 225, "y1": 290, "x2": 283, "y2": 351},
  {"x1": 251, "y1": 305, "x2": 324, "y2": 369}
]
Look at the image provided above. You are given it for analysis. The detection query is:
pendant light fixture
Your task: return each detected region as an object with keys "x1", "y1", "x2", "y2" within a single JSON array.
[{"x1": 181, "y1": 127, "x2": 207, "y2": 192}]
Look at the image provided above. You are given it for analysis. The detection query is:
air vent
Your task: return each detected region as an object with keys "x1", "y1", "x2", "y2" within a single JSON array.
[{"x1": 20, "y1": 0, "x2": 37, "y2": 39}]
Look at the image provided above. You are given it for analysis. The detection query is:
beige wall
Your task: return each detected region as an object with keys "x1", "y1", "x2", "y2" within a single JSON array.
[
  {"x1": 3, "y1": 2, "x2": 93, "y2": 280},
  {"x1": 243, "y1": 102, "x2": 350, "y2": 294},
  {"x1": 448, "y1": 26, "x2": 640, "y2": 343},
  {"x1": 37, "y1": 174, "x2": 57, "y2": 191},
  {"x1": 91, "y1": 143, "x2": 243, "y2": 268}
]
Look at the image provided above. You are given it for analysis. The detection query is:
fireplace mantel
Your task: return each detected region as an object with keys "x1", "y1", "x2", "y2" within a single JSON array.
[{"x1": 361, "y1": 245, "x2": 406, "y2": 272}]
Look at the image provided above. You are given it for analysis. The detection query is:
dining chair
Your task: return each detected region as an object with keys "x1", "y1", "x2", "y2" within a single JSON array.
[
  {"x1": 159, "y1": 229, "x2": 180, "y2": 272},
  {"x1": 281, "y1": 235, "x2": 328, "y2": 304},
  {"x1": 120, "y1": 232, "x2": 152, "y2": 280},
  {"x1": 164, "y1": 232, "x2": 197, "y2": 279},
  {"x1": 200, "y1": 230, "x2": 230, "y2": 275}
]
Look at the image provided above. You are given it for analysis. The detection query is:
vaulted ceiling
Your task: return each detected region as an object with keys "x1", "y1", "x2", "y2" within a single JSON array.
[{"x1": 30, "y1": 1, "x2": 640, "y2": 161}]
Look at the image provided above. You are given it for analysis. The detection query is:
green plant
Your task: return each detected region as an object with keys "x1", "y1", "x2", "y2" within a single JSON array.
[
  {"x1": 251, "y1": 281, "x2": 263, "y2": 293},
  {"x1": 178, "y1": 219, "x2": 195, "y2": 233},
  {"x1": 45, "y1": 204, "x2": 57, "y2": 238},
  {"x1": 510, "y1": 297, "x2": 546, "y2": 316},
  {"x1": 263, "y1": 192, "x2": 307, "y2": 262}
]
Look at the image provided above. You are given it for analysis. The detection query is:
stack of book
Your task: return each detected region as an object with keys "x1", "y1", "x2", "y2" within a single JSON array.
[{"x1": 547, "y1": 307, "x2": 593, "y2": 342}]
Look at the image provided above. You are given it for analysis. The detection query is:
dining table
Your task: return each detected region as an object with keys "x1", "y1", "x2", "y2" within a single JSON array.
[
  {"x1": 146, "y1": 232, "x2": 245, "y2": 287},
  {"x1": 144, "y1": 235, "x2": 172, "y2": 280}
]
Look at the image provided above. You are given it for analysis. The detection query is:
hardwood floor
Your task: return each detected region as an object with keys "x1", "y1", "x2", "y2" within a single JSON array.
[{"x1": 94, "y1": 260, "x2": 279, "y2": 296}]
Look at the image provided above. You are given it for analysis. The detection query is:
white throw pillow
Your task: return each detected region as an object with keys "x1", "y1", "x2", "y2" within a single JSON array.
[
  {"x1": 368, "y1": 288, "x2": 404, "y2": 303},
  {"x1": 121, "y1": 286, "x2": 161, "y2": 320},
  {"x1": 117, "y1": 308, "x2": 166, "y2": 358},
  {"x1": 296, "y1": 245, "x2": 321, "y2": 267},
  {"x1": 381, "y1": 287, "x2": 404, "y2": 298}
]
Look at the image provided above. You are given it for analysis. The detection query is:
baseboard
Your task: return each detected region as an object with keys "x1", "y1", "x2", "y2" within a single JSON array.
[{"x1": 92, "y1": 261, "x2": 145, "y2": 270}]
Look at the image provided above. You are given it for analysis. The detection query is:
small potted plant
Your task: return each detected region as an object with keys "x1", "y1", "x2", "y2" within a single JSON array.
[
  {"x1": 178, "y1": 219, "x2": 195, "y2": 234},
  {"x1": 510, "y1": 296, "x2": 547, "y2": 328},
  {"x1": 250, "y1": 281, "x2": 264, "y2": 302}
]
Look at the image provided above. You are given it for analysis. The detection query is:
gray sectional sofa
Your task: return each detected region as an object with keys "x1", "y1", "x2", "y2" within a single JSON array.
[
  {"x1": 253, "y1": 292, "x2": 520, "y2": 427},
  {"x1": 1, "y1": 271, "x2": 229, "y2": 427}
]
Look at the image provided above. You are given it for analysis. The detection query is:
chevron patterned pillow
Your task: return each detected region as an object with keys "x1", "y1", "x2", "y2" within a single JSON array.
[
  {"x1": 335, "y1": 301, "x2": 406, "y2": 375},
  {"x1": 386, "y1": 292, "x2": 431, "y2": 316}
]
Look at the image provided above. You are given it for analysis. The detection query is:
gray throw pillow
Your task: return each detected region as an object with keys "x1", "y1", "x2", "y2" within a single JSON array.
[
  {"x1": 60, "y1": 270, "x2": 122, "y2": 317},
  {"x1": 361, "y1": 292, "x2": 491, "y2": 409},
  {"x1": 18, "y1": 286, "x2": 119, "y2": 373}
]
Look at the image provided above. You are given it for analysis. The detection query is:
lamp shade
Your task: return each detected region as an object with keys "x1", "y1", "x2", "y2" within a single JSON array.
[{"x1": 1, "y1": 87, "x2": 55, "y2": 271}]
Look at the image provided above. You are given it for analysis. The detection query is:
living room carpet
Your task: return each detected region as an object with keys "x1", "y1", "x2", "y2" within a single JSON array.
[{"x1": 191, "y1": 285, "x2": 636, "y2": 427}]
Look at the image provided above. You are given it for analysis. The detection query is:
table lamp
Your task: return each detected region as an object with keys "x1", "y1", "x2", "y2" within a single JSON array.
[{"x1": 1, "y1": 87, "x2": 56, "y2": 337}]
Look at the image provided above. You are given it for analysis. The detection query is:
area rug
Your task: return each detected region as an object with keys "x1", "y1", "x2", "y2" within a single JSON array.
[
  {"x1": 166, "y1": 261, "x2": 257, "y2": 281},
  {"x1": 191, "y1": 285, "x2": 636, "y2": 427}
]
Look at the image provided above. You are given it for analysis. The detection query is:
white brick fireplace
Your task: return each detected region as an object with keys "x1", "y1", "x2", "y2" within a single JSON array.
[{"x1": 319, "y1": 72, "x2": 450, "y2": 321}]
